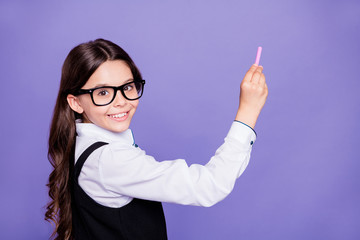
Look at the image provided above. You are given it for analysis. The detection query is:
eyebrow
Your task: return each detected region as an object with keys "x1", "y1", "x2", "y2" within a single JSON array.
[{"x1": 92, "y1": 79, "x2": 134, "y2": 88}]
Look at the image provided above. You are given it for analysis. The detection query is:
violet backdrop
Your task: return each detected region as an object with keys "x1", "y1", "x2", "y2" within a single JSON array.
[{"x1": 0, "y1": 0, "x2": 359, "y2": 239}]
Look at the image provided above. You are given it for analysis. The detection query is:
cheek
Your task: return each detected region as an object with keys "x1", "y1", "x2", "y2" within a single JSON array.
[
  {"x1": 91, "y1": 106, "x2": 110, "y2": 116},
  {"x1": 77, "y1": 96, "x2": 92, "y2": 112},
  {"x1": 82, "y1": 104, "x2": 109, "y2": 120},
  {"x1": 130, "y1": 101, "x2": 139, "y2": 111}
]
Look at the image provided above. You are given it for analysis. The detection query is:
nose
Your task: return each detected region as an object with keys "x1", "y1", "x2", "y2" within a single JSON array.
[{"x1": 113, "y1": 90, "x2": 127, "y2": 106}]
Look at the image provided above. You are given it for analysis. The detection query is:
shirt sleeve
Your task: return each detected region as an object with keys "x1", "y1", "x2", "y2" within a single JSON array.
[{"x1": 98, "y1": 122, "x2": 256, "y2": 207}]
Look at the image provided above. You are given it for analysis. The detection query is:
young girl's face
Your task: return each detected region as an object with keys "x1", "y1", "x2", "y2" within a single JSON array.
[{"x1": 68, "y1": 60, "x2": 139, "y2": 133}]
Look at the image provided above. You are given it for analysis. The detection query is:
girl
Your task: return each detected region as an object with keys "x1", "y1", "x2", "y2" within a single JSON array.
[{"x1": 45, "y1": 39, "x2": 268, "y2": 240}]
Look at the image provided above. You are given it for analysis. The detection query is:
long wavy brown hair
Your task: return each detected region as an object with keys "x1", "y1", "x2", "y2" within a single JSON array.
[{"x1": 45, "y1": 39, "x2": 142, "y2": 239}]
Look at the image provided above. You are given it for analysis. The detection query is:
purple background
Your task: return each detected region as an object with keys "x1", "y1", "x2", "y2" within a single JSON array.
[{"x1": 1, "y1": 1, "x2": 359, "y2": 239}]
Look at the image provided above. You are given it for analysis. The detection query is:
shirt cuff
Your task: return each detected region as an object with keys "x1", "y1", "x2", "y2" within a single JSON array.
[
  {"x1": 227, "y1": 121, "x2": 257, "y2": 146},
  {"x1": 233, "y1": 120, "x2": 257, "y2": 137}
]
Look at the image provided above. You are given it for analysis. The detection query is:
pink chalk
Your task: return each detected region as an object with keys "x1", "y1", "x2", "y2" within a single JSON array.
[{"x1": 255, "y1": 46, "x2": 262, "y2": 65}]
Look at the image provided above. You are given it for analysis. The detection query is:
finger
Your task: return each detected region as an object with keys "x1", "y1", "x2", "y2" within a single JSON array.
[
  {"x1": 258, "y1": 72, "x2": 266, "y2": 86},
  {"x1": 264, "y1": 82, "x2": 269, "y2": 96},
  {"x1": 251, "y1": 66, "x2": 263, "y2": 84},
  {"x1": 243, "y1": 64, "x2": 258, "y2": 82}
]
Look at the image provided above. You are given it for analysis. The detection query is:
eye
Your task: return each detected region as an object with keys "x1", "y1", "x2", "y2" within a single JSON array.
[
  {"x1": 96, "y1": 88, "x2": 110, "y2": 96},
  {"x1": 123, "y1": 83, "x2": 135, "y2": 91}
]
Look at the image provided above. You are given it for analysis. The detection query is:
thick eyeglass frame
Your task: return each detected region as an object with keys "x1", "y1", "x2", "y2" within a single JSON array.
[{"x1": 75, "y1": 79, "x2": 145, "y2": 106}]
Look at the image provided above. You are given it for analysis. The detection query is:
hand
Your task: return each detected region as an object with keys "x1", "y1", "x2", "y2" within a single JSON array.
[{"x1": 235, "y1": 64, "x2": 268, "y2": 129}]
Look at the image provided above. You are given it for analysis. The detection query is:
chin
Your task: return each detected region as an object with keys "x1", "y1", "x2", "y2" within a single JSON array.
[{"x1": 107, "y1": 122, "x2": 131, "y2": 133}]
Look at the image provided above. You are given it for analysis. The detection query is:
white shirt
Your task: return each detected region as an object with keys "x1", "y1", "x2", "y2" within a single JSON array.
[{"x1": 75, "y1": 121, "x2": 256, "y2": 208}]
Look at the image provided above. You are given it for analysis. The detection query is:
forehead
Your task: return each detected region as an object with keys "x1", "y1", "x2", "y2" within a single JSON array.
[{"x1": 83, "y1": 60, "x2": 133, "y2": 88}]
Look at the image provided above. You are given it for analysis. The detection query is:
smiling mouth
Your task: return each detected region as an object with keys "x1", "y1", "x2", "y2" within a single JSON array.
[{"x1": 108, "y1": 112, "x2": 128, "y2": 119}]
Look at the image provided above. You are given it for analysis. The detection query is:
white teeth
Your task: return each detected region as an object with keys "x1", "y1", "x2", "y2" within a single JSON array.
[{"x1": 109, "y1": 112, "x2": 127, "y2": 118}]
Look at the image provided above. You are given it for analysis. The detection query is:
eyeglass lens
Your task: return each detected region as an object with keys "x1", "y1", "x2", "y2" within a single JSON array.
[{"x1": 92, "y1": 82, "x2": 143, "y2": 105}]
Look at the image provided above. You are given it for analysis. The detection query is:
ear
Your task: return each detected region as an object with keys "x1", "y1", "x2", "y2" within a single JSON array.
[{"x1": 67, "y1": 94, "x2": 84, "y2": 114}]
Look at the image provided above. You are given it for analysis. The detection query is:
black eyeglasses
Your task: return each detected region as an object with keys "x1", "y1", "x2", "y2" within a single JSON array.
[{"x1": 75, "y1": 79, "x2": 145, "y2": 106}]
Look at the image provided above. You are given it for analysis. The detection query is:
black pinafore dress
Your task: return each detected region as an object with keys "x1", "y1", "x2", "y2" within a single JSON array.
[{"x1": 72, "y1": 142, "x2": 167, "y2": 240}]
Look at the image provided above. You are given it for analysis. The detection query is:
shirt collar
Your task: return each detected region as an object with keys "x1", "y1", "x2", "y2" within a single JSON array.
[{"x1": 76, "y1": 122, "x2": 135, "y2": 145}]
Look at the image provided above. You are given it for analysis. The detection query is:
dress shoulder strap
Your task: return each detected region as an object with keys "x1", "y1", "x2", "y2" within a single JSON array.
[{"x1": 74, "y1": 141, "x2": 108, "y2": 181}]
